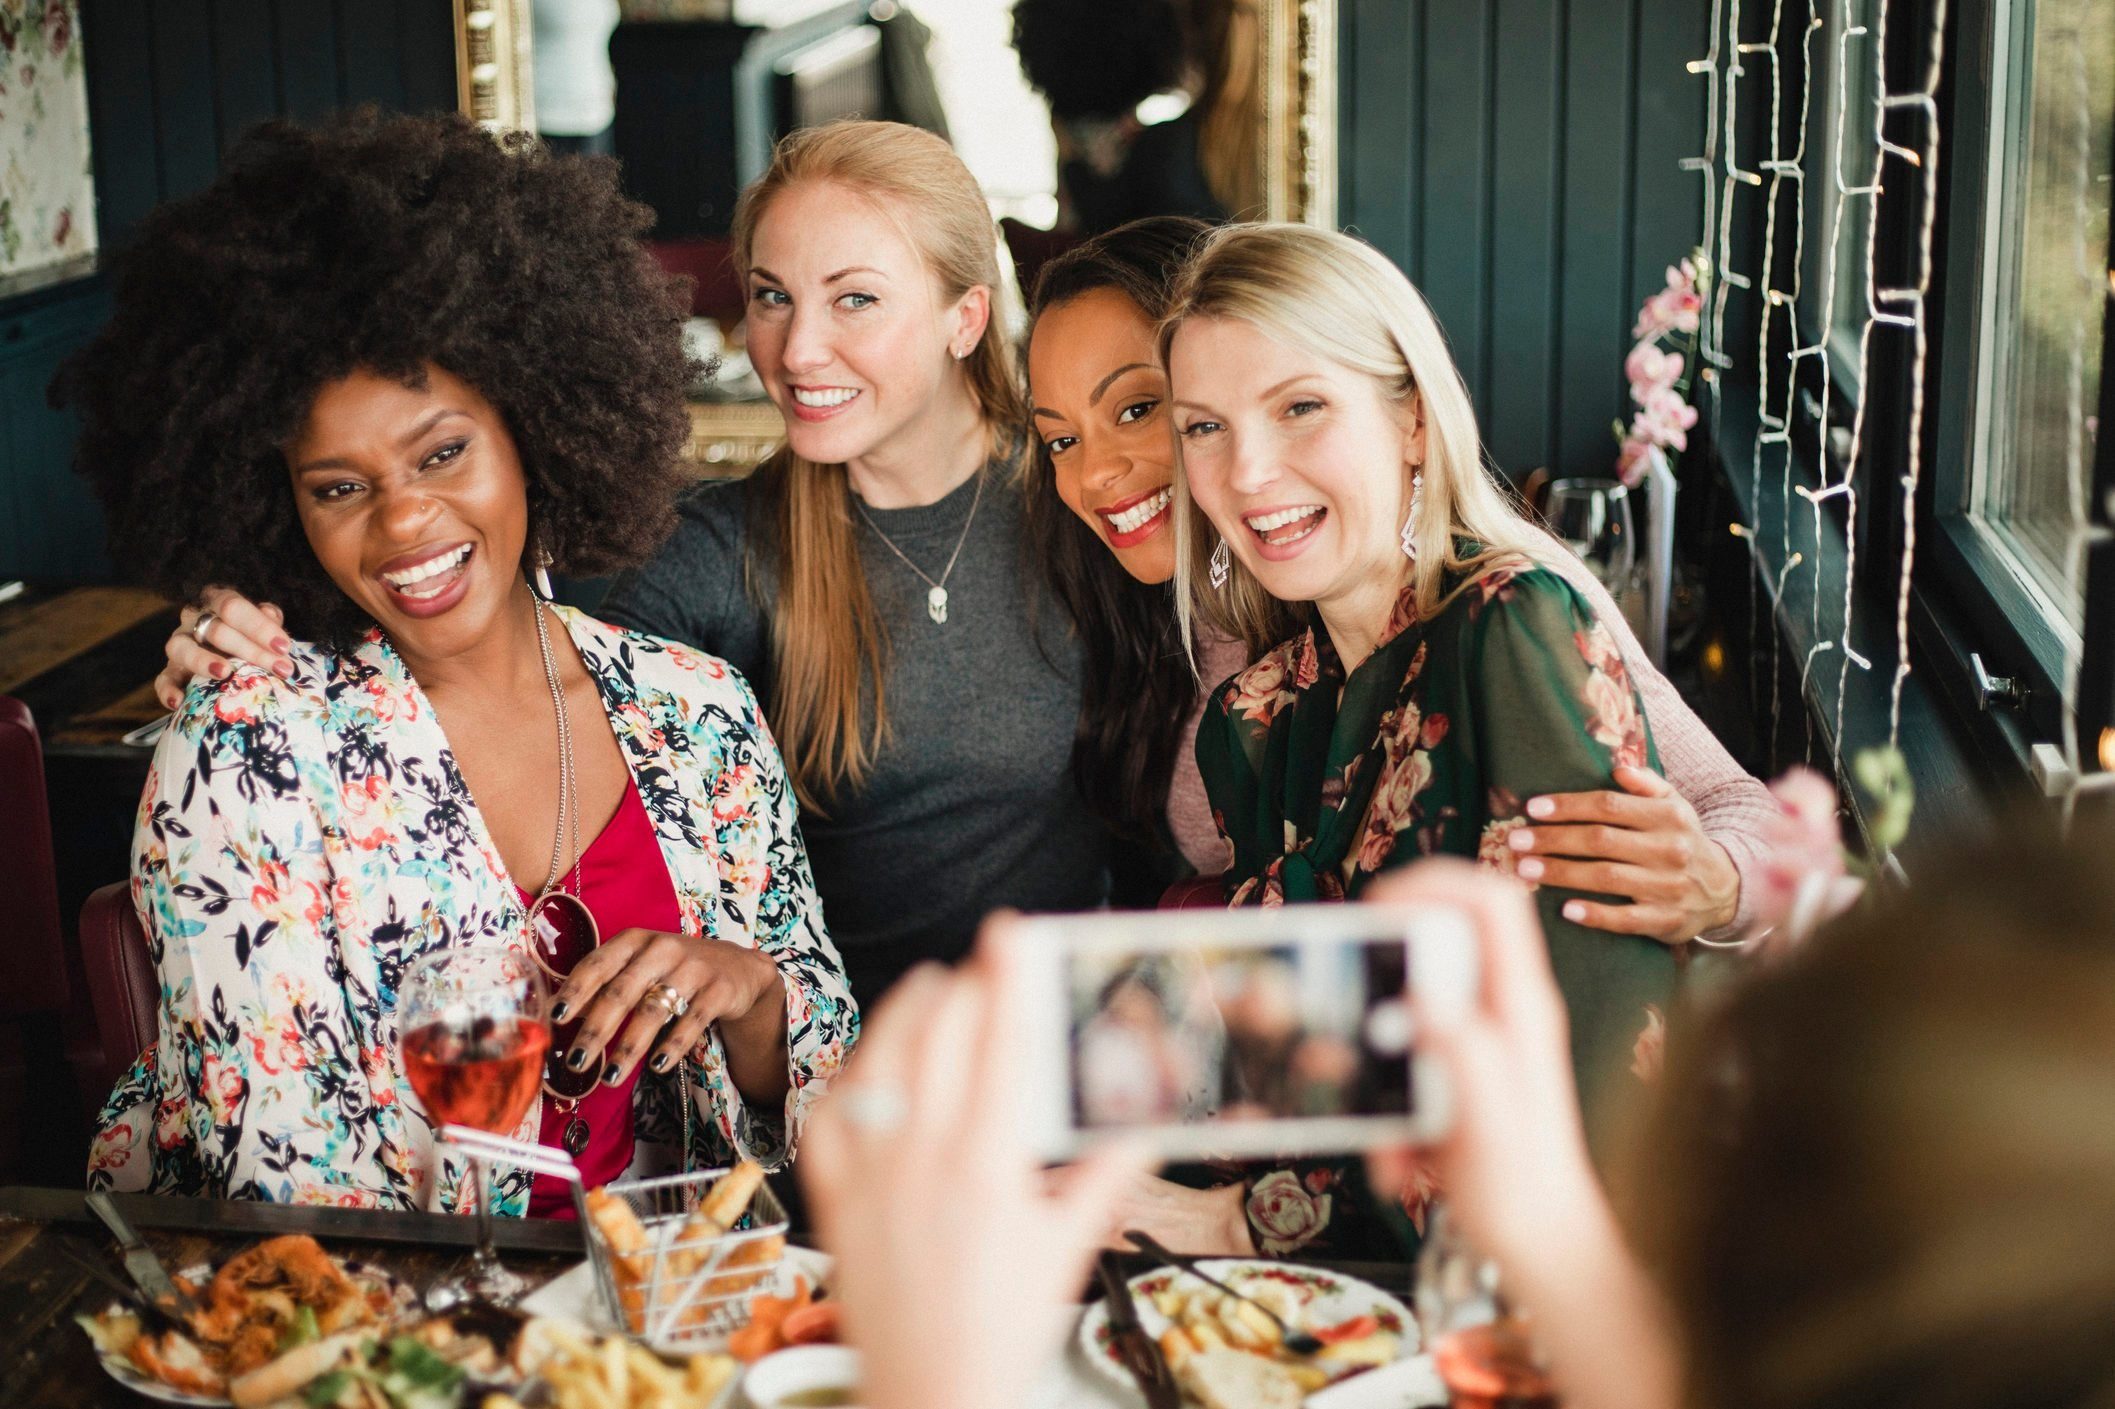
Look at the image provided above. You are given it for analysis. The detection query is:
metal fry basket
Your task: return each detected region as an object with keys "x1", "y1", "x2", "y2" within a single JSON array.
[{"x1": 574, "y1": 1166, "x2": 791, "y2": 1350}]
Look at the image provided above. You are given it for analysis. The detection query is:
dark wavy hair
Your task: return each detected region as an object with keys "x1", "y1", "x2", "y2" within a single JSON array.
[
  {"x1": 1011, "y1": 0, "x2": 1193, "y2": 122},
  {"x1": 54, "y1": 108, "x2": 696, "y2": 647},
  {"x1": 1024, "y1": 216, "x2": 1229, "y2": 844}
]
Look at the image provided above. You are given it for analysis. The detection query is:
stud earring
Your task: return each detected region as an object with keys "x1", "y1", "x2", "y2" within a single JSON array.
[
  {"x1": 1209, "y1": 538, "x2": 1231, "y2": 589},
  {"x1": 1399, "y1": 470, "x2": 1424, "y2": 564}
]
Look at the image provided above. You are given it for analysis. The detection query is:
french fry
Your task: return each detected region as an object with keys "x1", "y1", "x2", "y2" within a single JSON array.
[
  {"x1": 1158, "y1": 1326, "x2": 1197, "y2": 1371},
  {"x1": 1189, "y1": 1318, "x2": 1229, "y2": 1353},
  {"x1": 697, "y1": 1162, "x2": 767, "y2": 1231},
  {"x1": 584, "y1": 1189, "x2": 652, "y2": 1282},
  {"x1": 1228, "y1": 1297, "x2": 1282, "y2": 1348}
]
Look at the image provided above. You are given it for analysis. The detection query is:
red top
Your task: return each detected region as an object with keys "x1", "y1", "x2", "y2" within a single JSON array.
[{"x1": 522, "y1": 779, "x2": 683, "y2": 1218}]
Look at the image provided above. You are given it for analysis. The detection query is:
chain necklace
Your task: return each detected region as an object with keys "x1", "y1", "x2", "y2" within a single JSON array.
[
  {"x1": 850, "y1": 469, "x2": 985, "y2": 624},
  {"x1": 525, "y1": 592, "x2": 693, "y2": 1168}
]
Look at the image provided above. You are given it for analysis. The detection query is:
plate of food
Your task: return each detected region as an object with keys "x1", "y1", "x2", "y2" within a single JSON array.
[
  {"x1": 75, "y1": 1232, "x2": 740, "y2": 1409},
  {"x1": 1077, "y1": 1260, "x2": 1418, "y2": 1408},
  {"x1": 75, "y1": 1234, "x2": 413, "y2": 1405}
]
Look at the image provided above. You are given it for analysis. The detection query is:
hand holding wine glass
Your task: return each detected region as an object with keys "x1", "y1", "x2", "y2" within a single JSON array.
[{"x1": 399, "y1": 946, "x2": 550, "y2": 1304}]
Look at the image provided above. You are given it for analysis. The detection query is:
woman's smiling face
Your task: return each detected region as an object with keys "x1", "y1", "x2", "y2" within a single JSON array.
[
  {"x1": 1028, "y1": 287, "x2": 1179, "y2": 585},
  {"x1": 742, "y1": 179, "x2": 984, "y2": 469},
  {"x1": 1169, "y1": 314, "x2": 1419, "y2": 615},
  {"x1": 285, "y1": 364, "x2": 531, "y2": 663}
]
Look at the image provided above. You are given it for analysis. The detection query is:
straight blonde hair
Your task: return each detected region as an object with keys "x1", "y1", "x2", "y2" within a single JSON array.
[
  {"x1": 731, "y1": 121, "x2": 1025, "y2": 814},
  {"x1": 1158, "y1": 222, "x2": 1547, "y2": 659}
]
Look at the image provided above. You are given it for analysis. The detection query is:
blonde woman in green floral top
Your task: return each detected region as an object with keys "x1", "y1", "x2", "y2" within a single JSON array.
[{"x1": 1162, "y1": 224, "x2": 1677, "y2": 1207}]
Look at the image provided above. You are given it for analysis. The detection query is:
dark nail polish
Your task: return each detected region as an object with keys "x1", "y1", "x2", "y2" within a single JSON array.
[
  {"x1": 601, "y1": 1061, "x2": 623, "y2": 1086},
  {"x1": 551, "y1": 1001, "x2": 569, "y2": 1023},
  {"x1": 566, "y1": 1047, "x2": 590, "y2": 1072},
  {"x1": 650, "y1": 1053, "x2": 673, "y2": 1074}
]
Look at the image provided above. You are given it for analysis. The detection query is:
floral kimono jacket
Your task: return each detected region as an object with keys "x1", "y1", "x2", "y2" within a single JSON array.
[
  {"x1": 89, "y1": 607, "x2": 856, "y2": 1214},
  {"x1": 1198, "y1": 554, "x2": 1676, "y2": 1198}
]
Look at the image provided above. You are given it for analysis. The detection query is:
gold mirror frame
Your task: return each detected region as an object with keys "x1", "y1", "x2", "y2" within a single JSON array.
[
  {"x1": 453, "y1": 0, "x2": 535, "y2": 133},
  {"x1": 1260, "y1": 0, "x2": 1337, "y2": 226}
]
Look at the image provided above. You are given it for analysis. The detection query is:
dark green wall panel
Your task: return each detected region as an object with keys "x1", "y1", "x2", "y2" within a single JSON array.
[
  {"x1": 0, "y1": 0, "x2": 457, "y2": 583},
  {"x1": 1343, "y1": 0, "x2": 1708, "y2": 480}
]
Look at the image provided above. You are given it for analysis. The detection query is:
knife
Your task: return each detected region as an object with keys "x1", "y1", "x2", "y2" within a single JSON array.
[
  {"x1": 1097, "y1": 1251, "x2": 1181, "y2": 1409},
  {"x1": 86, "y1": 1192, "x2": 201, "y2": 1323}
]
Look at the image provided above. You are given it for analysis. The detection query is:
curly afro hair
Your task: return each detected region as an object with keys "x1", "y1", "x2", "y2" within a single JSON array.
[
  {"x1": 55, "y1": 108, "x2": 697, "y2": 647},
  {"x1": 1011, "y1": 0, "x2": 1192, "y2": 122}
]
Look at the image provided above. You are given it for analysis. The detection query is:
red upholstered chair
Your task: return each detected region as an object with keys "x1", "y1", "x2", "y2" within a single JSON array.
[
  {"x1": 0, "y1": 697, "x2": 72, "y2": 1178},
  {"x1": 1158, "y1": 874, "x2": 1227, "y2": 909},
  {"x1": 79, "y1": 882, "x2": 158, "y2": 1097}
]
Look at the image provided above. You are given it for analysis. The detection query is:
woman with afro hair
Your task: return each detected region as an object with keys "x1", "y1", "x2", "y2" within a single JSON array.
[{"x1": 63, "y1": 109, "x2": 855, "y2": 1215}]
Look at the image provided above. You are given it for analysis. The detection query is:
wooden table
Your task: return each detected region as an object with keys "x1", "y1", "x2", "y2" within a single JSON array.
[{"x1": 0, "y1": 1186, "x2": 585, "y2": 1407}]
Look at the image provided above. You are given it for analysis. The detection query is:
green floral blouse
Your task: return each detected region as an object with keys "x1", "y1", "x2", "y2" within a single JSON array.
[{"x1": 1197, "y1": 553, "x2": 1677, "y2": 1147}]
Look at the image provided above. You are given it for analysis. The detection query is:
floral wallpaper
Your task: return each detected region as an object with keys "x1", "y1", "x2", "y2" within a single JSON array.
[{"x1": 0, "y1": 0, "x2": 95, "y2": 280}]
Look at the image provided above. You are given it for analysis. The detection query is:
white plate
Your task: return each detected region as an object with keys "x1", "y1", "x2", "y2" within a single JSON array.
[
  {"x1": 83, "y1": 1260, "x2": 412, "y2": 1407},
  {"x1": 1076, "y1": 1260, "x2": 1418, "y2": 1404}
]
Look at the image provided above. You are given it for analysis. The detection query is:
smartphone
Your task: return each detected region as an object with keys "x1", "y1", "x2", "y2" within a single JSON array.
[{"x1": 1007, "y1": 903, "x2": 1477, "y2": 1162}]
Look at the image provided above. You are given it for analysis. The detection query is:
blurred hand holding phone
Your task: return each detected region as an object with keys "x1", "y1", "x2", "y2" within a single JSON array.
[{"x1": 1005, "y1": 904, "x2": 1479, "y2": 1162}]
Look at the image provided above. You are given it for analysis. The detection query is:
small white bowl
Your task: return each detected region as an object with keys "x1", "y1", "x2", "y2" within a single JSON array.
[{"x1": 743, "y1": 1344, "x2": 864, "y2": 1409}]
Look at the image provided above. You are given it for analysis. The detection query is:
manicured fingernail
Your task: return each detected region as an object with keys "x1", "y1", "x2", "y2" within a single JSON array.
[
  {"x1": 272, "y1": 660, "x2": 294, "y2": 678},
  {"x1": 1563, "y1": 901, "x2": 1587, "y2": 922},
  {"x1": 272, "y1": 636, "x2": 291, "y2": 651},
  {"x1": 566, "y1": 1047, "x2": 590, "y2": 1072},
  {"x1": 551, "y1": 1001, "x2": 569, "y2": 1023},
  {"x1": 209, "y1": 660, "x2": 228, "y2": 679},
  {"x1": 650, "y1": 1053, "x2": 673, "y2": 1074},
  {"x1": 1508, "y1": 828, "x2": 1535, "y2": 850},
  {"x1": 601, "y1": 1061, "x2": 623, "y2": 1086},
  {"x1": 1517, "y1": 858, "x2": 1544, "y2": 882},
  {"x1": 1527, "y1": 797, "x2": 1555, "y2": 819}
]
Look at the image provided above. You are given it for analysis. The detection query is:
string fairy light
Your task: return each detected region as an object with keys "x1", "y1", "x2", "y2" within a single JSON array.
[{"x1": 1685, "y1": 0, "x2": 1945, "y2": 821}]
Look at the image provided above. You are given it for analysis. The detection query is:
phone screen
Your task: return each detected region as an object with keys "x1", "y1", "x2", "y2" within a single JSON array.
[{"x1": 1066, "y1": 935, "x2": 1413, "y2": 1135}]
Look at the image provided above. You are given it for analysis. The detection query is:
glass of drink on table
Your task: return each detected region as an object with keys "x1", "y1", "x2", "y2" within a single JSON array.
[
  {"x1": 1416, "y1": 1206, "x2": 1559, "y2": 1409},
  {"x1": 400, "y1": 946, "x2": 551, "y2": 1304},
  {"x1": 1545, "y1": 477, "x2": 1636, "y2": 594}
]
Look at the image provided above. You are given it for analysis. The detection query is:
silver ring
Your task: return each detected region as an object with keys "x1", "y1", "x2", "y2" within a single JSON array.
[
  {"x1": 644, "y1": 981, "x2": 688, "y2": 1021},
  {"x1": 835, "y1": 1082, "x2": 909, "y2": 1134},
  {"x1": 190, "y1": 609, "x2": 219, "y2": 648}
]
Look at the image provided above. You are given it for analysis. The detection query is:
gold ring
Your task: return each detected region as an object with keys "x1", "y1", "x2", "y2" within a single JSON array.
[{"x1": 643, "y1": 981, "x2": 688, "y2": 1021}]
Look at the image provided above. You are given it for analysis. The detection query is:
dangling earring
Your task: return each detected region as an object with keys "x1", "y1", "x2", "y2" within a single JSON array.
[
  {"x1": 1399, "y1": 469, "x2": 1425, "y2": 564},
  {"x1": 1209, "y1": 538, "x2": 1232, "y2": 590},
  {"x1": 531, "y1": 540, "x2": 556, "y2": 600}
]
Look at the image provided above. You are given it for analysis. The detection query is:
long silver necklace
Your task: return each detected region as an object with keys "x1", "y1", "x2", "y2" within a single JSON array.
[
  {"x1": 525, "y1": 593, "x2": 693, "y2": 1166},
  {"x1": 850, "y1": 470, "x2": 985, "y2": 624}
]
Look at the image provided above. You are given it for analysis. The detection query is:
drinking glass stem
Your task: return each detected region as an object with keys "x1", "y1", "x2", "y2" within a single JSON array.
[{"x1": 468, "y1": 1155, "x2": 499, "y2": 1272}]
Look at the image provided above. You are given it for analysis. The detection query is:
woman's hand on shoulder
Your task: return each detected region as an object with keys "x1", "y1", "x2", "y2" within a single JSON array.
[
  {"x1": 1505, "y1": 764, "x2": 1741, "y2": 943},
  {"x1": 156, "y1": 586, "x2": 296, "y2": 710}
]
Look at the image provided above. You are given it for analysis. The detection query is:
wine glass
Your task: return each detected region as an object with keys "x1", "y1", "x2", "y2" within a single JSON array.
[
  {"x1": 1545, "y1": 477, "x2": 1637, "y2": 595},
  {"x1": 399, "y1": 946, "x2": 551, "y2": 1305},
  {"x1": 1415, "y1": 1205, "x2": 1559, "y2": 1408}
]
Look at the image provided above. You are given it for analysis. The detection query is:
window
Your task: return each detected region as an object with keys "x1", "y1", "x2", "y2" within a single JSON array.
[
  {"x1": 1963, "y1": 0, "x2": 2111, "y2": 645},
  {"x1": 1799, "y1": 0, "x2": 1883, "y2": 402}
]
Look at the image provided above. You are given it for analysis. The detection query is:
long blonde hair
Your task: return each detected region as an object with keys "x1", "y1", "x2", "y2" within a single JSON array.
[
  {"x1": 1158, "y1": 222, "x2": 1545, "y2": 657},
  {"x1": 730, "y1": 121, "x2": 1025, "y2": 813}
]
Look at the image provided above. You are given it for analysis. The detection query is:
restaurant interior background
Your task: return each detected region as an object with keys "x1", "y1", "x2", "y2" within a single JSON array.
[{"x1": 0, "y1": 0, "x2": 2108, "y2": 1187}]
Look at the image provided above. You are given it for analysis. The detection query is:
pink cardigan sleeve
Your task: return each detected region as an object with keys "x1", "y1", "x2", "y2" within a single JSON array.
[{"x1": 1542, "y1": 542, "x2": 1775, "y2": 941}]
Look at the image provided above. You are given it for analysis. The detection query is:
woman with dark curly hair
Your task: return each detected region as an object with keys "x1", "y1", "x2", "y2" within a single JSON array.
[{"x1": 63, "y1": 109, "x2": 855, "y2": 1214}]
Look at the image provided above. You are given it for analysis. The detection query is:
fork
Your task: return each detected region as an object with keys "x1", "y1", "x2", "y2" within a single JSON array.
[{"x1": 1123, "y1": 1230, "x2": 1326, "y2": 1356}]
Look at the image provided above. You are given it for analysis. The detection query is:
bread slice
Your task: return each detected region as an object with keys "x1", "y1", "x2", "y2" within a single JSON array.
[{"x1": 1180, "y1": 1348, "x2": 1305, "y2": 1409}]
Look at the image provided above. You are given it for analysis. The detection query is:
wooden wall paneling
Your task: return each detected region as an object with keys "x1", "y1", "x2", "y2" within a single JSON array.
[
  {"x1": 148, "y1": 6, "x2": 221, "y2": 202},
  {"x1": 1420, "y1": 0, "x2": 1494, "y2": 411},
  {"x1": 336, "y1": 0, "x2": 405, "y2": 114},
  {"x1": 211, "y1": 0, "x2": 280, "y2": 155},
  {"x1": 1487, "y1": 0, "x2": 1564, "y2": 475},
  {"x1": 1628, "y1": 0, "x2": 1709, "y2": 335},
  {"x1": 0, "y1": 289, "x2": 115, "y2": 582},
  {"x1": 82, "y1": 0, "x2": 160, "y2": 251},
  {"x1": 1556, "y1": 0, "x2": 1638, "y2": 478},
  {"x1": 273, "y1": 0, "x2": 344, "y2": 123},
  {"x1": 394, "y1": 0, "x2": 461, "y2": 114},
  {"x1": 1342, "y1": 0, "x2": 1422, "y2": 280}
]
